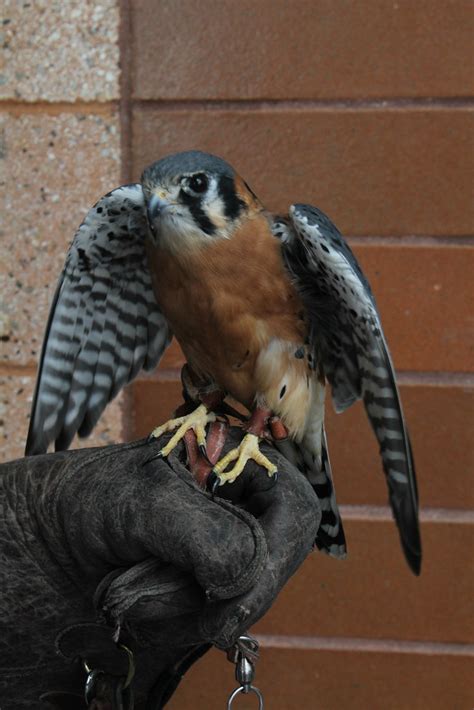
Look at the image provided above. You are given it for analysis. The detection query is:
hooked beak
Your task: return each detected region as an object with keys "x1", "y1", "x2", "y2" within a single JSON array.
[{"x1": 146, "y1": 193, "x2": 172, "y2": 236}]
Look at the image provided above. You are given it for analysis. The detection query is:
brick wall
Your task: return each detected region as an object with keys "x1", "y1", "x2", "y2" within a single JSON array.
[{"x1": 1, "y1": 1, "x2": 473, "y2": 708}]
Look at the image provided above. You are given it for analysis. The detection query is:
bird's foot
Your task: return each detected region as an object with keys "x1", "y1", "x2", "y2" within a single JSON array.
[
  {"x1": 148, "y1": 404, "x2": 216, "y2": 460},
  {"x1": 211, "y1": 432, "x2": 277, "y2": 486}
]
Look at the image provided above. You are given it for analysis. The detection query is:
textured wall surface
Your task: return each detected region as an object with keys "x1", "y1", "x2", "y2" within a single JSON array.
[
  {"x1": 0, "y1": 2, "x2": 122, "y2": 460},
  {"x1": 0, "y1": 1, "x2": 119, "y2": 101},
  {"x1": 1, "y1": 1, "x2": 473, "y2": 708}
]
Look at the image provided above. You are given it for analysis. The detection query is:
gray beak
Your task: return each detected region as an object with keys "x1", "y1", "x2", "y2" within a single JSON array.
[{"x1": 146, "y1": 193, "x2": 171, "y2": 235}]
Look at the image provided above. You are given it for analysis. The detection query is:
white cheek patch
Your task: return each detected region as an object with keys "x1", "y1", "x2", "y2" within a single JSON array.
[
  {"x1": 205, "y1": 199, "x2": 227, "y2": 231},
  {"x1": 202, "y1": 178, "x2": 231, "y2": 235},
  {"x1": 159, "y1": 208, "x2": 209, "y2": 252}
]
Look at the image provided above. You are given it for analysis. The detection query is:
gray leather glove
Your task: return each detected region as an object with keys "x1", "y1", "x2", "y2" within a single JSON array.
[{"x1": 0, "y1": 429, "x2": 321, "y2": 709}]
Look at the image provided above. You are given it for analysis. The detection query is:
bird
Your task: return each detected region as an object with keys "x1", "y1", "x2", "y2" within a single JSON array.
[{"x1": 25, "y1": 150, "x2": 422, "y2": 574}]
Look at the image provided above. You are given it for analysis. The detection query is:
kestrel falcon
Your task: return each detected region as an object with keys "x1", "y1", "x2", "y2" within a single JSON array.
[{"x1": 25, "y1": 150, "x2": 422, "y2": 574}]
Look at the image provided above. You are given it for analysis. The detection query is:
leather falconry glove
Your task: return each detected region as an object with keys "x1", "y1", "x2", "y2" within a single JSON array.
[{"x1": 0, "y1": 429, "x2": 321, "y2": 710}]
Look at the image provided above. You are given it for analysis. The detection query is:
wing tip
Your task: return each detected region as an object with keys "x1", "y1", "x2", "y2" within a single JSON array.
[
  {"x1": 397, "y1": 473, "x2": 422, "y2": 576},
  {"x1": 400, "y1": 517, "x2": 422, "y2": 576},
  {"x1": 24, "y1": 436, "x2": 46, "y2": 457},
  {"x1": 404, "y1": 545, "x2": 422, "y2": 576},
  {"x1": 25, "y1": 418, "x2": 47, "y2": 456}
]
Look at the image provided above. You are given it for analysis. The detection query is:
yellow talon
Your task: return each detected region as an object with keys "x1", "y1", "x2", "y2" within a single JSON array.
[
  {"x1": 150, "y1": 404, "x2": 216, "y2": 458},
  {"x1": 213, "y1": 433, "x2": 277, "y2": 485}
]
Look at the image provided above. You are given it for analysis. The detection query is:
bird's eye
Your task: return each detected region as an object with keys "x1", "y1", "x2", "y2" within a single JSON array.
[{"x1": 187, "y1": 173, "x2": 208, "y2": 194}]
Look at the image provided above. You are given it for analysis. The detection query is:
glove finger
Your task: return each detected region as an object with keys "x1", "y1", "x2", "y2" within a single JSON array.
[
  {"x1": 199, "y1": 443, "x2": 321, "y2": 647},
  {"x1": 129, "y1": 451, "x2": 269, "y2": 600}
]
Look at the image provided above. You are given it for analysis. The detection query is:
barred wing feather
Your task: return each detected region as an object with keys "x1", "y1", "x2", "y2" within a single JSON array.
[
  {"x1": 277, "y1": 203, "x2": 421, "y2": 575},
  {"x1": 25, "y1": 184, "x2": 171, "y2": 455}
]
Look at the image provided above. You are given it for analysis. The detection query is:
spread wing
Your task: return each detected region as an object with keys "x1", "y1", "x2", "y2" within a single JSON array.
[
  {"x1": 26, "y1": 184, "x2": 171, "y2": 456},
  {"x1": 275, "y1": 203, "x2": 422, "y2": 575}
]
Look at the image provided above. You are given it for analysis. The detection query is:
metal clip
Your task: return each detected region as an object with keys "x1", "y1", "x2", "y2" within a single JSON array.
[
  {"x1": 83, "y1": 661, "x2": 105, "y2": 705},
  {"x1": 82, "y1": 645, "x2": 135, "y2": 709},
  {"x1": 226, "y1": 634, "x2": 260, "y2": 665},
  {"x1": 226, "y1": 635, "x2": 264, "y2": 709},
  {"x1": 117, "y1": 643, "x2": 135, "y2": 690}
]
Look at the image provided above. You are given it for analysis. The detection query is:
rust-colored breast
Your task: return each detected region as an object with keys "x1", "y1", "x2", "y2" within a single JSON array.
[{"x1": 147, "y1": 213, "x2": 306, "y2": 406}]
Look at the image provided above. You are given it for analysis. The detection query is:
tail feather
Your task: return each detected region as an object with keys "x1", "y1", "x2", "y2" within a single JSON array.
[
  {"x1": 276, "y1": 427, "x2": 346, "y2": 558},
  {"x1": 307, "y1": 429, "x2": 347, "y2": 558}
]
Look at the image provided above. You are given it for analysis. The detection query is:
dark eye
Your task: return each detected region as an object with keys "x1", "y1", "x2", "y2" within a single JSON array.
[{"x1": 187, "y1": 173, "x2": 208, "y2": 194}]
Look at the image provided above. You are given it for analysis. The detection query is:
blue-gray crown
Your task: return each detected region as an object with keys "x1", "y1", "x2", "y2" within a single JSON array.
[{"x1": 142, "y1": 150, "x2": 236, "y2": 184}]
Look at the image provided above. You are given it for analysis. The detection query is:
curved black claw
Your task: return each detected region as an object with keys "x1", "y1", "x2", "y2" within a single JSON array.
[
  {"x1": 206, "y1": 470, "x2": 221, "y2": 497},
  {"x1": 199, "y1": 443, "x2": 213, "y2": 466}
]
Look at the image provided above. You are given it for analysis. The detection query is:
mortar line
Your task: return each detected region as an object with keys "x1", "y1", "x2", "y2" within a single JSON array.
[
  {"x1": 255, "y1": 634, "x2": 474, "y2": 656},
  {"x1": 339, "y1": 505, "x2": 474, "y2": 524},
  {"x1": 131, "y1": 96, "x2": 474, "y2": 112},
  {"x1": 347, "y1": 236, "x2": 474, "y2": 247},
  {"x1": 0, "y1": 101, "x2": 118, "y2": 116}
]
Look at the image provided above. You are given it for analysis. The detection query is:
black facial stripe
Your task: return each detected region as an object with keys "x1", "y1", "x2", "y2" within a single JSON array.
[
  {"x1": 189, "y1": 203, "x2": 216, "y2": 235},
  {"x1": 218, "y1": 175, "x2": 246, "y2": 220},
  {"x1": 180, "y1": 189, "x2": 216, "y2": 236}
]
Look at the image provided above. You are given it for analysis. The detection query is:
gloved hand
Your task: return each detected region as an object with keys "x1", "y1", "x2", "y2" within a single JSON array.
[{"x1": 0, "y1": 429, "x2": 321, "y2": 709}]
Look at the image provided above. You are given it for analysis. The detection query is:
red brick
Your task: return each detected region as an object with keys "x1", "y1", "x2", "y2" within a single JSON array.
[
  {"x1": 168, "y1": 644, "x2": 473, "y2": 710},
  {"x1": 130, "y1": 379, "x2": 183, "y2": 438},
  {"x1": 133, "y1": 1, "x2": 474, "y2": 100},
  {"x1": 353, "y1": 244, "x2": 474, "y2": 372},
  {"x1": 254, "y1": 519, "x2": 474, "y2": 644},
  {"x1": 156, "y1": 339, "x2": 185, "y2": 371},
  {"x1": 328, "y1": 384, "x2": 474, "y2": 511},
  {"x1": 132, "y1": 108, "x2": 474, "y2": 236}
]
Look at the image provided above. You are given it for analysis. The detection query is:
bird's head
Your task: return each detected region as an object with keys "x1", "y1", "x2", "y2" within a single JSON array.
[{"x1": 141, "y1": 150, "x2": 261, "y2": 251}]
